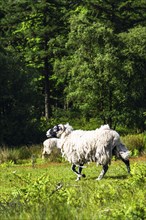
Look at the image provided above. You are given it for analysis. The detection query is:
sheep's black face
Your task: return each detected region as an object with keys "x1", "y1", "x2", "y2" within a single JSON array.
[
  {"x1": 46, "y1": 129, "x2": 52, "y2": 138},
  {"x1": 46, "y1": 124, "x2": 65, "y2": 138},
  {"x1": 46, "y1": 126, "x2": 58, "y2": 138}
]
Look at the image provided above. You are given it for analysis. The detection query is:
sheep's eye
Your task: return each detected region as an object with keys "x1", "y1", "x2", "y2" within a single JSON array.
[
  {"x1": 53, "y1": 126, "x2": 58, "y2": 132},
  {"x1": 58, "y1": 125, "x2": 63, "y2": 130}
]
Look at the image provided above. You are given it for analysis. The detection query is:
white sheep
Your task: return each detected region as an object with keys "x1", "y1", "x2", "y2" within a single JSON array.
[
  {"x1": 46, "y1": 123, "x2": 130, "y2": 181},
  {"x1": 42, "y1": 138, "x2": 61, "y2": 159}
]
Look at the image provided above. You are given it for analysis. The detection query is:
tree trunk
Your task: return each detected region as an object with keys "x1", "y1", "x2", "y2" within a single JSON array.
[
  {"x1": 44, "y1": 56, "x2": 51, "y2": 119},
  {"x1": 43, "y1": 4, "x2": 51, "y2": 119},
  {"x1": 108, "y1": 89, "x2": 113, "y2": 128}
]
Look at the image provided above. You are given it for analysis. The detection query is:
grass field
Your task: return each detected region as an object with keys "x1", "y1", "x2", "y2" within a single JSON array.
[{"x1": 0, "y1": 157, "x2": 146, "y2": 220}]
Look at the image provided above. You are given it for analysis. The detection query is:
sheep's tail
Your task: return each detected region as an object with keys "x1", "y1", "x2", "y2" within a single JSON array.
[
  {"x1": 117, "y1": 143, "x2": 130, "y2": 160},
  {"x1": 112, "y1": 130, "x2": 130, "y2": 160},
  {"x1": 99, "y1": 124, "x2": 110, "y2": 130}
]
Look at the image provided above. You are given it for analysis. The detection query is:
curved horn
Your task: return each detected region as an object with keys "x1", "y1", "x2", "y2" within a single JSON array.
[{"x1": 58, "y1": 124, "x2": 65, "y2": 131}]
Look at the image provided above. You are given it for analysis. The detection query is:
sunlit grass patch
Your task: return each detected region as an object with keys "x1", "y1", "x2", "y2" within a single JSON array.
[{"x1": 0, "y1": 158, "x2": 146, "y2": 220}]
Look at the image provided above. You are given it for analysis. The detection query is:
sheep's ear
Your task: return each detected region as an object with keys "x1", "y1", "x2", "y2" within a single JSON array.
[{"x1": 65, "y1": 123, "x2": 73, "y2": 131}]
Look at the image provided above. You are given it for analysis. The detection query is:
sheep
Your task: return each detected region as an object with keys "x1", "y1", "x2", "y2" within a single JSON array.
[
  {"x1": 46, "y1": 123, "x2": 130, "y2": 181},
  {"x1": 42, "y1": 126, "x2": 75, "y2": 159},
  {"x1": 42, "y1": 137, "x2": 61, "y2": 159}
]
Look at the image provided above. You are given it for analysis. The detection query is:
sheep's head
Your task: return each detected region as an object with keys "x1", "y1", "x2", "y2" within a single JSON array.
[
  {"x1": 46, "y1": 123, "x2": 73, "y2": 138},
  {"x1": 46, "y1": 124, "x2": 65, "y2": 138}
]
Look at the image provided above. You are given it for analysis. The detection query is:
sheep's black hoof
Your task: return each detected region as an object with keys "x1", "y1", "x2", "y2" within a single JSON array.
[{"x1": 82, "y1": 174, "x2": 86, "y2": 178}]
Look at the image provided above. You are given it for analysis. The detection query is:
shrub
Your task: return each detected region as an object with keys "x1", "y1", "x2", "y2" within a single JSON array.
[
  {"x1": 42, "y1": 148, "x2": 63, "y2": 163},
  {"x1": 121, "y1": 133, "x2": 146, "y2": 156},
  {"x1": 0, "y1": 147, "x2": 19, "y2": 164},
  {"x1": 18, "y1": 146, "x2": 32, "y2": 160},
  {"x1": 0, "y1": 145, "x2": 42, "y2": 164}
]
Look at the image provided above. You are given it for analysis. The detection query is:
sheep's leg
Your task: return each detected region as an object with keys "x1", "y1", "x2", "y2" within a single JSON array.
[
  {"x1": 71, "y1": 164, "x2": 81, "y2": 181},
  {"x1": 96, "y1": 164, "x2": 108, "y2": 180},
  {"x1": 71, "y1": 164, "x2": 85, "y2": 181},
  {"x1": 120, "y1": 157, "x2": 130, "y2": 174},
  {"x1": 78, "y1": 164, "x2": 86, "y2": 178}
]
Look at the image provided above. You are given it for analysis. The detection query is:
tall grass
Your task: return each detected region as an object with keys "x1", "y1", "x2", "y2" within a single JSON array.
[
  {"x1": 0, "y1": 148, "x2": 19, "y2": 164},
  {"x1": 121, "y1": 133, "x2": 146, "y2": 156},
  {"x1": 0, "y1": 145, "x2": 42, "y2": 164}
]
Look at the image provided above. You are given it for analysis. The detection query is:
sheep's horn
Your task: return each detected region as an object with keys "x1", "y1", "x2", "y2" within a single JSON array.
[{"x1": 58, "y1": 124, "x2": 65, "y2": 132}]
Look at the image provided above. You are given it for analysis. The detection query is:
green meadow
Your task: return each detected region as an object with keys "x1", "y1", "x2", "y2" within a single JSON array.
[{"x1": 0, "y1": 158, "x2": 146, "y2": 220}]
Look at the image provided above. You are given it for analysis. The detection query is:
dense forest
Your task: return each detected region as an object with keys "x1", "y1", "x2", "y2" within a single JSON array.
[{"x1": 0, "y1": 0, "x2": 146, "y2": 146}]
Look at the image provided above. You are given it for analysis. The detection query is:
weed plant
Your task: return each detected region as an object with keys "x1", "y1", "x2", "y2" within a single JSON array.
[{"x1": 0, "y1": 159, "x2": 146, "y2": 220}]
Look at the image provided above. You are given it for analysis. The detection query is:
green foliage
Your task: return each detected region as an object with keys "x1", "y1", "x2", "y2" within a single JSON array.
[
  {"x1": 0, "y1": 148, "x2": 19, "y2": 164},
  {"x1": 118, "y1": 26, "x2": 146, "y2": 130},
  {"x1": 0, "y1": 145, "x2": 42, "y2": 164},
  {"x1": 121, "y1": 133, "x2": 146, "y2": 155},
  {"x1": 0, "y1": 48, "x2": 44, "y2": 145},
  {"x1": 0, "y1": 0, "x2": 146, "y2": 146},
  {"x1": 0, "y1": 160, "x2": 146, "y2": 220},
  {"x1": 53, "y1": 2, "x2": 146, "y2": 129},
  {"x1": 18, "y1": 146, "x2": 35, "y2": 160}
]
